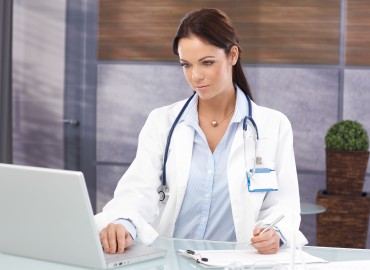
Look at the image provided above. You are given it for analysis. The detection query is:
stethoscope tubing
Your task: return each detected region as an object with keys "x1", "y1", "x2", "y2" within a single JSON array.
[{"x1": 162, "y1": 92, "x2": 196, "y2": 187}]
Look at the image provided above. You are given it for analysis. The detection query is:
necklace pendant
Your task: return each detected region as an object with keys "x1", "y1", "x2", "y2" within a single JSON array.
[{"x1": 211, "y1": 120, "x2": 218, "y2": 127}]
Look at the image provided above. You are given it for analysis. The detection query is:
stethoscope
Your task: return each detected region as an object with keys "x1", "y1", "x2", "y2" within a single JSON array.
[{"x1": 157, "y1": 90, "x2": 259, "y2": 203}]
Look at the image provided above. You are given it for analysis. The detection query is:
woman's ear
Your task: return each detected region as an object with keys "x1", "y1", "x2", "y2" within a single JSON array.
[{"x1": 229, "y1": 45, "x2": 239, "y2": 65}]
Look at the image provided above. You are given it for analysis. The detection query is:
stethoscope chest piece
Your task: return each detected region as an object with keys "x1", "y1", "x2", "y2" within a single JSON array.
[{"x1": 157, "y1": 185, "x2": 169, "y2": 204}]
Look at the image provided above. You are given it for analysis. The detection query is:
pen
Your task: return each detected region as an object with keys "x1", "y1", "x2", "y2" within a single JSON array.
[
  {"x1": 258, "y1": 214, "x2": 285, "y2": 236},
  {"x1": 245, "y1": 214, "x2": 285, "y2": 247}
]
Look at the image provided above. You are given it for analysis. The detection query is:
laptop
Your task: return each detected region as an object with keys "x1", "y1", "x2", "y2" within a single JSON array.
[{"x1": 0, "y1": 163, "x2": 166, "y2": 269}]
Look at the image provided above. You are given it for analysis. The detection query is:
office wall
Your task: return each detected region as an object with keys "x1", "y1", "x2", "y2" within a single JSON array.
[
  {"x1": 97, "y1": 0, "x2": 370, "y2": 248},
  {"x1": 99, "y1": 0, "x2": 341, "y2": 64}
]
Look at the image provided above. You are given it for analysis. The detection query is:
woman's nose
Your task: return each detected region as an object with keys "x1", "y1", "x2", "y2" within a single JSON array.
[{"x1": 192, "y1": 67, "x2": 204, "y2": 81}]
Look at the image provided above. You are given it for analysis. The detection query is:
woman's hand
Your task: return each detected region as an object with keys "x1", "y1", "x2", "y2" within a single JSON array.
[
  {"x1": 250, "y1": 227, "x2": 280, "y2": 254},
  {"x1": 100, "y1": 223, "x2": 133, "y2": 254}
]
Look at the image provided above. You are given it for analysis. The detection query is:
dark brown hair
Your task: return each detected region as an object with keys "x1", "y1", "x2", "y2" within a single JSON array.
[{"x1": 172, "y1": 8, "x2": 253, "y2": 100}]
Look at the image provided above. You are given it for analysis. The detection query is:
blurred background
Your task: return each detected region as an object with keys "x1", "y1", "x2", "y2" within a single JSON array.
[{"x1": 1, "y1": 0, "x2": 369, "y2": 247}]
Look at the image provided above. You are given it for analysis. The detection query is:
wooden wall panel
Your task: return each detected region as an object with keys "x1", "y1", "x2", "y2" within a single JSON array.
[
  {"x1": 346, "y1": 0, "x2": 370, "y2": 66},
  {"x1": 99, "y1": 0, "x2": 340, "y2": 64}
]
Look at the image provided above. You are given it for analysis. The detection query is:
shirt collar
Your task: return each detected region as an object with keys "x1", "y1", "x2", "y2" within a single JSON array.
[
  {"x1": 232, "y1": 87, "x2": 249, "y2": 124},
  {"x1": 182, "y1": 94, "x2": 198, "y2": 128}
]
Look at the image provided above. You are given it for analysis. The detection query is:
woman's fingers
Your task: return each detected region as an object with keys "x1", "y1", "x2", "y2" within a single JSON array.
[
  {"x1": 100, "y1": 223, "x2": 133, "y2": 254},
  {"x1": 251, "y1": 227, "x2": 280, "y2": 254}
]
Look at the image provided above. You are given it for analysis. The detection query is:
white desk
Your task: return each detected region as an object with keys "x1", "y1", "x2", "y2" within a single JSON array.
[{"x1": 1, "y1": 237, "x2": 370, "y2": 269}]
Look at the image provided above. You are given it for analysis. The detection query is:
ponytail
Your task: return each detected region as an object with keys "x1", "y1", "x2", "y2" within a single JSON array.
[{"x1": 233, "y1": 60, "x2": 253, "y2": 101}]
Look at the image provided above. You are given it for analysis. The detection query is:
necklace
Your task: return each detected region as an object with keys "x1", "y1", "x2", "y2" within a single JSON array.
[{"x1": 199, "y1": 109, "x2": 234, "y2": 127}]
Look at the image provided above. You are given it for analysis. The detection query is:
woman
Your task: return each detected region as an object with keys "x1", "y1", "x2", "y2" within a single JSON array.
[{"x1": 95, "y1": 8, "x2": 307, "y2": 255}]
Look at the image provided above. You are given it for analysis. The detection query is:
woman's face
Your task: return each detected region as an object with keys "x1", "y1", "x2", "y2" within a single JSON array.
[{"x1": 177, "y1": 35, "x2": 238, "y2": 101}]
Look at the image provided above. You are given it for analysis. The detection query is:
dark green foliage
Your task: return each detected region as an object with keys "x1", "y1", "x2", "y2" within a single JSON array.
[{"x1": 325, "y1": 120, "x2": 369, "y2": 151}]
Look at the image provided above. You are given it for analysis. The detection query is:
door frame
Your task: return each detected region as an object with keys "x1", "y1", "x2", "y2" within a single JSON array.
[{"x1": 64, "y1": 0, "x2": 98, "y2": 212}]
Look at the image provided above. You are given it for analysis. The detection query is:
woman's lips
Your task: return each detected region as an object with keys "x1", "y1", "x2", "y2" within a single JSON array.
[{"x1": 194, "y1": 85, "x2": 209, "y2": 91}]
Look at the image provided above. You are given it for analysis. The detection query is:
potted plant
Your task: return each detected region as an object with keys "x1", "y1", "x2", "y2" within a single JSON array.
[
  {"x1": 325, "y1": 120, "x2": 369, "y2": 196},
  {"x1": 316, "y1": 120, "x2": 370, "y2": 248}
]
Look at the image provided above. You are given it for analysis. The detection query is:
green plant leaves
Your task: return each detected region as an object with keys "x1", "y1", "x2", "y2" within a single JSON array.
[{"x1": 325, "y1": 120, "x2": 369, "y2": 151}]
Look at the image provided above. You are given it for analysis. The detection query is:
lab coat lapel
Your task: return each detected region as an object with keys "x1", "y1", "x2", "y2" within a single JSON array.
[
  {"x1": 166, "y1": 122, "x2": 194, "y2": 219},
  {"x1": 174, "y1": 123, "x2": 193, "y2": 205},
  {"x1": 250, "y1": 103, "x2": 266, "y2": 139}
]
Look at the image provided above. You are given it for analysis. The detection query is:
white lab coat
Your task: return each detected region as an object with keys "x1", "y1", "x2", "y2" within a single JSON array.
[{"x1": 94, "y1": 96, "x2": 308, "y2": 247}]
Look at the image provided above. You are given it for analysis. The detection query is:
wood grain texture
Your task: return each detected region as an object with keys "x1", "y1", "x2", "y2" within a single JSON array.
[
  {"x1": 346, "y1": 0, "x2": 370, "y2": 66},
  {"x1": 99, "y1": 0, "x2": 340, "y2": 64}
]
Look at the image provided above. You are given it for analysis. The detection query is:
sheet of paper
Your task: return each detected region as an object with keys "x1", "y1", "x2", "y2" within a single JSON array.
[{"x1": 185, "y1": 249, "x2": 327, "y2": 268}]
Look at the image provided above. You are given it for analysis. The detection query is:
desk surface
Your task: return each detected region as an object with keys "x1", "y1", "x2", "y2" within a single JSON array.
[{"x1": 1, "y1": 238, "x2": 370, "y2": 270}]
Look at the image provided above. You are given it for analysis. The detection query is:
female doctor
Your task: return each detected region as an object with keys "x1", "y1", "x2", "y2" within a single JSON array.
[{"x1": 95, "y1": 8, "x2": 307, "y2": 255}]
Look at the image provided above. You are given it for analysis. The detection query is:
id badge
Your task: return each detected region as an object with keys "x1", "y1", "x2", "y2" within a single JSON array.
[{"x1": 247, "y1": 168, "x2": 278, "y2": 192}]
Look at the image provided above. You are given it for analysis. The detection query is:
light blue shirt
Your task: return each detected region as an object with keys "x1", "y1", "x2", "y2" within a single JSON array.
[{"x1": 173, "y1": 89, "x2": 248, "y2": 241}]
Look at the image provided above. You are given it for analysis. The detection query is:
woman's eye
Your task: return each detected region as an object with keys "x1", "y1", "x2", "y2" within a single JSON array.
[
  {"x1": 203, "y1": 61, "x2": 214, "y2": 66},
  {"x1": 180, "y1": 63, "x2": 190, "y2": 68}
]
